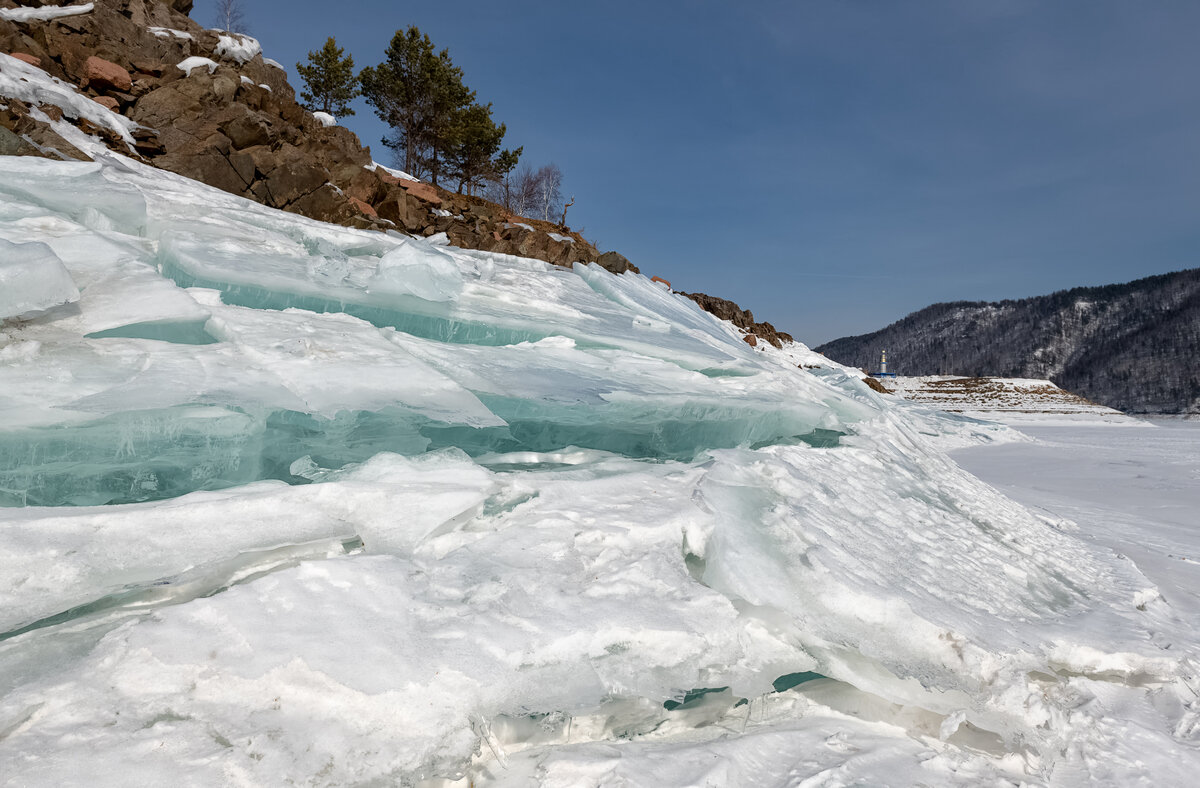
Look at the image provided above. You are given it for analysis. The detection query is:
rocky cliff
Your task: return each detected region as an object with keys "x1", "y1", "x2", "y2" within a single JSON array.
[{"x1": 816, "y1": 268, "x2": 1200, "y2": 414}]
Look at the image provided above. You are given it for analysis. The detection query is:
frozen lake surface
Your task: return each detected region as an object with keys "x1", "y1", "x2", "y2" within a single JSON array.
[{"x1": 955, "y1": 420, "x2": 1200, "y2": 627}]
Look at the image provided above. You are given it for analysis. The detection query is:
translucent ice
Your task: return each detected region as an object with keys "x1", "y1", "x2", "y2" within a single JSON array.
[
  {"x1": 369, "y1": 239, "x2": 463, "y2": 302},
  {"x1": 0, "y1": 238, "x2": 80, "y2": 320}
]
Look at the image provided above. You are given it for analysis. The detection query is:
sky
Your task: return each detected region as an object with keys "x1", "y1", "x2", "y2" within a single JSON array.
[{"x1": 193, "y1": 0, "x2": 1200, "y2": 345}]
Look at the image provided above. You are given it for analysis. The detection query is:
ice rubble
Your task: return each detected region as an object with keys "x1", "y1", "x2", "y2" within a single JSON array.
[
  {"x1": 0, "y1": 81, "x2": 1198, "y2": 785},
  {"x1": 0, "y1": 238, "x2": 79, "y2": 320}
]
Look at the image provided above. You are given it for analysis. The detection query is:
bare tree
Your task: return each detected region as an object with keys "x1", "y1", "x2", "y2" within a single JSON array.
[
  {"x1": 534, "y1": 163, "x2": 562, "y2": 222},
  {"x1": 214, "y1": 0, "x2": 247, "y2": 34},
  {"x1": 485, "y1": 162, "x2": 566, "y2": 221},
  {"x1": 504, "y1": 163, "x2": 538, "y2": 217}
]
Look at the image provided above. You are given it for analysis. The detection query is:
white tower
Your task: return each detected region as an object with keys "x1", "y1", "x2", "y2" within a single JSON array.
[{"x1": 880, "y1": 349, "x2": 887, "y2": 375}]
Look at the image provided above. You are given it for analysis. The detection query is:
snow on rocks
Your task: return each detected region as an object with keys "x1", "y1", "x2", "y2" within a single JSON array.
[
  {"x1": 175, "y1": 56, "x2": 218, "y2": 76},
  {"x1": 0, "y1": 2, "x2": 94, "y2": 23},
  {"x1": 0, "y1": 239, "x2": 80, "y2": 320},
  {"x1": 214, "y1": 33, "x2": 263, "y2": 64},
  {"x1": 365, "y1": 160, "x2": 419, "y2": 182},
  {"x1": 0, "y1": 52, "x2": 137, "y2": 147},
  {"x1": 147, "y1": 26, "x2": 193, "y2": 41},
  {"x1": 311, "y1": 111, "x2": 336, "y2": 127}
]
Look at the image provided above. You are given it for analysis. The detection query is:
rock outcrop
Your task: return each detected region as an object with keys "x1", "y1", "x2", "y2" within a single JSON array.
[{"x1": 677, "y1": 291, "x2": 793, "y2": 349}]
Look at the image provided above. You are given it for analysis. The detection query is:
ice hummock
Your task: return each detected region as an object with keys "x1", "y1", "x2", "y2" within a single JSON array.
[
  {"x1": 0, "y1": 60, "x2": 1198, "y2": 787},
  {"x1": 0, "y1": 238, "x2": 80, "y2": 320}
]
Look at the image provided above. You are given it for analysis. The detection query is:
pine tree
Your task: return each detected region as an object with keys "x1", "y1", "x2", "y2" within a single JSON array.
[
  {"x1": 296, "y1": 37, "x2": 359, "y2": 117},
  {"x1": 445, "y1": 103, "x2": 509, "y2": 195},
  {"x1": 360, "y1": 27, "x2": 474, "y2": 185},
  {"x1": 492, "y1": 147, "x2": 522, "y2": 210}
]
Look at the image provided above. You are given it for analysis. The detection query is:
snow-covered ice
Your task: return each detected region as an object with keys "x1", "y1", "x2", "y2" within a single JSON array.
[
  {"x1": 1, "y1": 59, "x2": 1199, "y2": 786},
  {"x1": 0, "y1": 238, "x2": 80, "y2": 320}
]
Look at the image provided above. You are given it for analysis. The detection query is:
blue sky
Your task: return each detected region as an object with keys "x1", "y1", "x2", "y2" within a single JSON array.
[{"x1": 195, "y1": 0, "x2": 1199, "y2": 345}]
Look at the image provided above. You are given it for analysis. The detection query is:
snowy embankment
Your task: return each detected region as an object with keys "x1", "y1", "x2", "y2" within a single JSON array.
[
  {"x1": 882, "y1": 374, "x2": 1137, "y2": 425},
  {"x1": 0, "y1": 67, "x2": 1198, "y2": 787}
]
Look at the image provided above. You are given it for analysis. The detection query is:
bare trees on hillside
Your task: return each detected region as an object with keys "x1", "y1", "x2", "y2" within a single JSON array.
[
  {"x1": 488, "y1": 163, "x2": 564, "y2": 222},
  {"x1": 214, "y1": 0, "x2": 247, "y2": 33}
]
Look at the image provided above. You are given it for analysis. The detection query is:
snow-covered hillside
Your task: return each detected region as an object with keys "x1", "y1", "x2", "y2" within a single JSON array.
[{"x1": 1, "y1": 91, "x2": 1199, "y2": 788}]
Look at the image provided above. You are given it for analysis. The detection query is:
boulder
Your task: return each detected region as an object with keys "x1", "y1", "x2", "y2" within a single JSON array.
[
  {"x1": 0, "y1": 125, "x2": 42, "y2": 157},
  {"x1": 266, "y1": 160, "x2": 327, "y2": 207},
  {"x1": 375, "y1": 191, "x2": 426, "y2": 232},
  {"x1": 91, "y1": 95, "x2": 120, "y2": 112},
  {"x1": 8, "y1": 52, "x2": 40, "y2": 68},
  {"x1": 396, "y1": 179, "x2": 441, "y2": 206},
  {"x1": 596, "y1": 250, "x2": 639, "y2": 275},
  {"x1": 348, "y1": 197, "x2": 377, "y2": 218},
  {"x1": 84, "y1": 56, "x2": 132, "y2": 93},
  {"x1": 220, "y1": 113, "x2": 272, "y2": 149}
]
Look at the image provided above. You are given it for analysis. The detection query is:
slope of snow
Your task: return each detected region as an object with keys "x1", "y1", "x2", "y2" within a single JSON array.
[{"x1": 1, "y1": 63, "x2": 1198, "y2": 785}]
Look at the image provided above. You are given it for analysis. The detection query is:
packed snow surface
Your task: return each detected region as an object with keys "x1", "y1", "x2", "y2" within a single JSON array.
[{"x1": 0, "y1": 111, "x2": 1198, "y2": 784}]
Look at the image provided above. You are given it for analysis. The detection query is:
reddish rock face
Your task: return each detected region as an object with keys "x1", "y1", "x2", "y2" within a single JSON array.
[
  {"x1": 744, "y1": 334, "x2": 759, "y2": 347},
  {"x1": 396, "y1": 179, "x2": 442, "y2": 206},
  {"x1": 84, "y1": 55, "x2": 132, "y2": 93},
  {"x1": 348, "y1": 196, "x2": 377, "y2": 217},
  {"x1": 91, "y1": 95, "x2": 120, "y2": 112},
  {"x1": 8, "y1": 52, "x2": 41, "y2": 68}
]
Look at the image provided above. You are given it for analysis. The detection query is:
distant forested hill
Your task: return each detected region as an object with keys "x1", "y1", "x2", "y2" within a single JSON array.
[{"x1": 816, "y1": 268, "x2": 1200, "y2": 414}]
